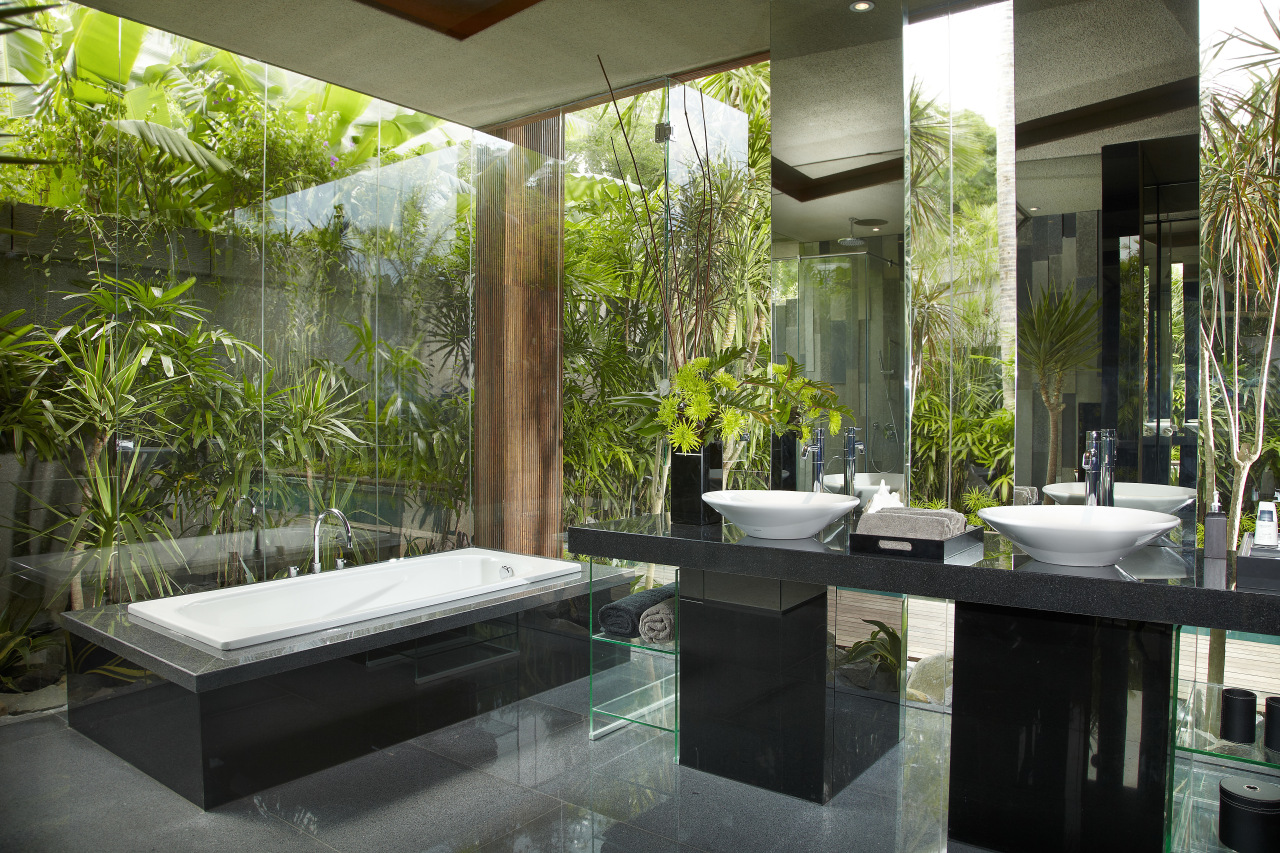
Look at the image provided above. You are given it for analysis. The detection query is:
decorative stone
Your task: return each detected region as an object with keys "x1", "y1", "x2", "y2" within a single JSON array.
[
  {"x1": 5, "y1": 676, "x2": 66, "y2": 716},
  {"x1": 906, "y1": 653, "x2": 953, "y2": 705}
]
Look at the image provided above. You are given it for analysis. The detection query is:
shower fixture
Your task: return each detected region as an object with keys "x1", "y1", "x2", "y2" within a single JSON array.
[{"x1": 837, "y1": 216, "x2": 889, "y2": 249}]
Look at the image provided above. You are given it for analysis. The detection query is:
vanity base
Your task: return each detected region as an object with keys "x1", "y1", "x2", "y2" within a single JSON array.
[
  {"x1": 948, "y1": 602, "x2": 1174, "y2": 853},
  {"x1": 68, "y1": 602, "x2": 594, "y2": 809},
  {"x1": 678, "y1": 571, "x2": 902, "y2": 803}
]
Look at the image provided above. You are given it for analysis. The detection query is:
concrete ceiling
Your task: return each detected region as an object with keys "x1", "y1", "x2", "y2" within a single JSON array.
[
  {"x1": 85, "y1": 0, "x2": 769, "y2": 128},
  {"x1": 771, "y1": 0, "x2": 1199, "y2": 245}
]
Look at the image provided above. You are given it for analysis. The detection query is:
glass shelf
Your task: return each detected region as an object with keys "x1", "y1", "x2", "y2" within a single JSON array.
[
  {"x1": 591, "y1": 631, "x2": 677, "y2": 656},
  {"x1": 588, "y1": 557, "x2": 679, "y2": 740},
  {"x1": 591, "y1": 666, "x2": 678, "y2": 733}
]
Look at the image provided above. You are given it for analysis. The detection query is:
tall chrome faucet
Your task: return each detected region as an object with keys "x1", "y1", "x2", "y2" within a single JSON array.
[
  {"x1": 1082, "y1": 429, "x2": 1117, "y2": 506},
  {"x1": 307, "y1": 507, "x2": 353, "y2": 575},
  {"x1": 842, "y1": 426, "x2": 865, "y2": 497},
  {"x1": 800, "y1": 427, "x2": 825, "y2": 492}
]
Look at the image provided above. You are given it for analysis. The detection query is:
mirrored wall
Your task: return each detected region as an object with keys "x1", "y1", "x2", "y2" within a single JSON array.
[{"x1": 770, "y1": 0, "x2": 1210, "y2": 545}]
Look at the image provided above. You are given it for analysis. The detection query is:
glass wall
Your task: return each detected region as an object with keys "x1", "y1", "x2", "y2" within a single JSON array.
[{"x1": 0, "y1": 7, "x2": 475, "y2": 651}]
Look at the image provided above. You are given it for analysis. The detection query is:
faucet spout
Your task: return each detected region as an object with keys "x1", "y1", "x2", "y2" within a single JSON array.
[
  {"x1": 799, "y1": 427, "x2": 826, "y2": 493},
  {"x1": 312, "y1": 508, "x2": 353, "y2": 574}
]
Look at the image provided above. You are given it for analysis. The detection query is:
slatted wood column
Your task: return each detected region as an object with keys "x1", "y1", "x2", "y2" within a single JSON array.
[{"x1": 473, "y1": 116, "x2": 564, "y2": 557}]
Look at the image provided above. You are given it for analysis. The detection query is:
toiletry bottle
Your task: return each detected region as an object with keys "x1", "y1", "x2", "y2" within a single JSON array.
[
  {"x1": 1258, "y1": 491, "x2": 1280, "y2": 549},
  {"x1": 1204, "y1": 491, "x2": 1227, "y2": 590}
]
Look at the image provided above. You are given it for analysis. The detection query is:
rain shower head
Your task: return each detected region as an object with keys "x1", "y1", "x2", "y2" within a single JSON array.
[
  {"x1": 838, "y1": 217, "x2": 865, "y2": 248},
  {"x1": 837, "y1": 216, "x2": 887, "y2": 249}
]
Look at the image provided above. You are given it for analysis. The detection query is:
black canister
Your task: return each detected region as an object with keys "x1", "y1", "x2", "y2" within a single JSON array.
[
  {"x1": 1267, "y1": 697, "x2": 1280, "y2": 753},
  {"x1": 1219, "y1": 777, "x2": 1280, "y2": 852},
  {"x1": 1223, "y1": 688, "x2": 1260, "y2": 744}
]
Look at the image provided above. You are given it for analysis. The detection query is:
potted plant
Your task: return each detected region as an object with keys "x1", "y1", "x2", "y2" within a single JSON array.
[
  {"x1": 834, "y1": 618, "x2": 902, "y2": 694},
  {"x1": 617, "y1": 347, "x2": 852, "y2": 524}
]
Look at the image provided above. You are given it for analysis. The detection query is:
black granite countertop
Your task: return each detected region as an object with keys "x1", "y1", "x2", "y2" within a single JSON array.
[
  {"x1": 567, "y1": 516, "x2": 1280, "y2": 635},
  {"x1": 62, "y1": 564, "x2": 632, "y2": 692}
]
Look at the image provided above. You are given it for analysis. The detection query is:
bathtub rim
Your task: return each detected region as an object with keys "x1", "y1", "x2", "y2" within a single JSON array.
[
  {"x1": 63, "y1": 556, "x2": 632, "y2": 693},
  {"x1": 125, "y1": 547, "x2": 583, "y2": 651}
]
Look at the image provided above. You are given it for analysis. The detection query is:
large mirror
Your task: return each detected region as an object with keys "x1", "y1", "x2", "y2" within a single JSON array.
[
  {"x1": 769, "y1": 0, "x2": 908, "y2": 504},
  {"x1": 904, "y1": 1, "x2": 1017, "y2": 516},
  {"x1": 1010, "y1": 0, "x2": 1199, "y2": 549}
]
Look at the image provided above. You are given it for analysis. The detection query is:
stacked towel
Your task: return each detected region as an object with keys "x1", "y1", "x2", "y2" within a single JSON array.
[
  {"x1": 856, "y1": 507, "x2": 967, "y2": 540},
  {"x1": 598, "y1": 583, "x2": 676, "y2": 637},
  {"x1": 638, "y1": 599, "x2": 677, "y2": 644}
]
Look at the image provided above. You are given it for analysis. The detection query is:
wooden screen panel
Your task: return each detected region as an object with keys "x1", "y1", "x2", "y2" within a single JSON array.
[{"x1": 473, "y1": 116, "x2": 564, "y2": 557}]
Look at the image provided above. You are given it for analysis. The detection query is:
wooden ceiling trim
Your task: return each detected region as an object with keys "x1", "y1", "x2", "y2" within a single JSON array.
[
  {"x1": 771, "y1": 156, "x2": 904, "y2": 203},
  {"x1": 1015, "y1": 77, "x2": 1198, "y2": 149},
  {"x1": 353, "y1": 0, "x2": 549, "y2": 41}
]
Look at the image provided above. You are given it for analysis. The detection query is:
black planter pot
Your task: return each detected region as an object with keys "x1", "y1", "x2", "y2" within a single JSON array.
[
  {"x1": 671, "y1": 441, "x2": 723, "y2": 526},
  {"x1": 1222, "y1": 687, "x2": 1259, "y2": 744},
  {"x1": 770, "y1": 433, "x2": 797, "y2": 491},
  {"x1": 1266, "y1": 696, "x2": 1280, "y2": 753},
  {"x1": 1219, "y1": 777, "x2": 1280, "y2": 853}
]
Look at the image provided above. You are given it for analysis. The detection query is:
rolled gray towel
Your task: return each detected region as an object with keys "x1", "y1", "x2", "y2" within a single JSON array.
[
  {"x1": 857, "y1": 507, "x2": 968, "y2": 540},
  {"x1": 598, "y1": 583, "x2": 676, "y2": 637},
  {"x1": 638, "y1": 599, "x2": 676, "y2": 644}
]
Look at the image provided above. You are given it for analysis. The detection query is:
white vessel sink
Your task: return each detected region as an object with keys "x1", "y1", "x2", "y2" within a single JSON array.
[
  {"x1": 702, "y1": 490, "x2": 859, "y2": 540},
  {"x1": 1042, "y1": 481, "x2": 1196, "y2": 514},
  {"x1": 822, "y1": 472, "x2": 904, "y2": 505},
  {"x1": 977, "y1": 505, "x2": 1180, "y2": 567}
]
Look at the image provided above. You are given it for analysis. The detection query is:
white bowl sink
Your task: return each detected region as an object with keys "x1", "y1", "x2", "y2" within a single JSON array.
[
  {"x1": 977, "y1": 505, "x2": 1180, "y2": 567},
  {"x1": 702, "y1": 490, "x2": 859, "y2": 540},
  {"x1": 1042, "y1": 481, "x2": 1196, "y2": 514},
  {"x1": 822, "y1": 472, "x2": 904, "y2": 505}
]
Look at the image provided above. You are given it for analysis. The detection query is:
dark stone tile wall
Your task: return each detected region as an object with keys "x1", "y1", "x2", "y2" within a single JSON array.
[{"x1": 1016, "y1": 210, "x2": 1102, "y2": 488}]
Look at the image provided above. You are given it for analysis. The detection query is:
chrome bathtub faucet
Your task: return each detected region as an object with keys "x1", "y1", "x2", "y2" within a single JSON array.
[{"x1": 304, "y1": 508, "x2": 354, "y2": 576}]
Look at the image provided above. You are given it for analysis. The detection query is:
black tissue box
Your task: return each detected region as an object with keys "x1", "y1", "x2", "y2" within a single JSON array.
[{"x1": 1237, "y1": 533, "x2": 1280, "y2": 592}]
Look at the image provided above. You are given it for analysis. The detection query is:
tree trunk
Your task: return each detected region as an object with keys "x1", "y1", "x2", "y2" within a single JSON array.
[
  {"x1": 1040, "y1": 380, "x2": 1065, "y2": 493},
  {"x1": 994, "y1": 3, "x2": 1018, "y2": 413}
]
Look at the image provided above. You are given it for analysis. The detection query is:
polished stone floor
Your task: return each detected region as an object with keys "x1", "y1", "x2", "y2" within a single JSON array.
[{"x1": 0, "y1": 679, "x2": 955, "y2": 853}]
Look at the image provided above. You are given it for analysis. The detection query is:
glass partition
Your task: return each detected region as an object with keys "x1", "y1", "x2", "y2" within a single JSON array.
[{"x1": 0, "y1": 6, "x2": 473, "y2": 632}]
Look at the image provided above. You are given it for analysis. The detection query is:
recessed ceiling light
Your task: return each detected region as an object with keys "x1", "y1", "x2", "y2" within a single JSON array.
[
  {"x1": 872, "y1": 227, "x2": 880, "y2": 231},
  {"x1": 850, "y1": 1, "x2": 875, "y2": 11},
  {"x1": 1029, "y1": 206, "x2": 1039, "y2": 211}
]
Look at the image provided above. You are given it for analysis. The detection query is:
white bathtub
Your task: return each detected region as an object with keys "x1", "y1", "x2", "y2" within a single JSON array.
[{"x1": 127, "y1": 548, "x2": 581, "y2": 650}]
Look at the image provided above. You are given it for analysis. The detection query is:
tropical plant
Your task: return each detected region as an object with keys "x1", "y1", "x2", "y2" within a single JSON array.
[
  {"x1": 838, "y1": 618, "x2": 903, "y2": 681},
  {"x1": 1201, "y1": 39, "x2": 1280, "y2": 550},
  {"x1": 1018, "y1": 283, "x2": 1100, "y2": 489},
  {"x1": 615, "y1": 347, "x2": 853, "y2": 453},
  {"x1": 0, "y1": 604, "x2": 60, "y2": 692}
]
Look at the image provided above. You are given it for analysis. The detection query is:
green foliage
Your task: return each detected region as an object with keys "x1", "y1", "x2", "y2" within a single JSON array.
[
  {"x1": 0, "y1": 604, "x2": 60, "y2": 692},
  {"x1": 838, "y1": 619, "x2": 903, "y2": 678},
  {"x1": 563, "y1": 64, "x2": 772, "y2": 524}
]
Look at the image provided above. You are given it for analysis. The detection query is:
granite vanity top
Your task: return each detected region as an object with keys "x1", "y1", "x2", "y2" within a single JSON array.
[
  {"x1": 62, "y1": 564, "x2": 632, "y2": 692},
  {"x1": 567, "y1": 516, "x2": 1280, "y2": 635}
]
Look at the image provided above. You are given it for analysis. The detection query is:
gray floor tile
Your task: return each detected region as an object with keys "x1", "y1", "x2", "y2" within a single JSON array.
[
  {"x1": 477, "y1": 803, "x2": 566, "y2": 853},
  {"x1": 530, "y1": 678, "x2": 591, "y2": 716},
  {"x1": 0, "y1": 712, "x2": 66, "y2": 747},
  {"x1": 0, "y1": 726, "x2": 335, "y2": 853},
  {"x1": 250, "y1": 741, "x2": 561, "y2": 853}
]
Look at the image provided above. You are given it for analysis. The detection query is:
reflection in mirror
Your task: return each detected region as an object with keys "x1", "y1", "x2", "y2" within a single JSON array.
[
  {"x1": 1011, "y1": 0, "x2": 1198, "y2": 555},
  {"x1": 904, "y1": 2, "x2": 1016, "y2": 518},
  {"x1": 769, "y1": 0, "x2": 907, "y2": 500}
]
